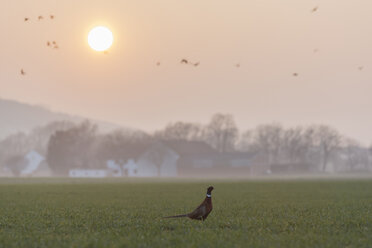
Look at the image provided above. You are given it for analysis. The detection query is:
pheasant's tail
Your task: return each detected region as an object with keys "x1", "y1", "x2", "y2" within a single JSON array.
[{"x1": 163, "y1": 214, "x2": 188, "y2": 219}]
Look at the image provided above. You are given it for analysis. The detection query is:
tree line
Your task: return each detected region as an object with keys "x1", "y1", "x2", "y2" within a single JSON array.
[{"x1": 0, "y1": 113, "x2": 371, "y2": 175}]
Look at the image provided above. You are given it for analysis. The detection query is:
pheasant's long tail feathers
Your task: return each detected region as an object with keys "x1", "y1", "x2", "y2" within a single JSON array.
[{"x1": 163, "y1": 214, "x2": 188, "y2": 219}]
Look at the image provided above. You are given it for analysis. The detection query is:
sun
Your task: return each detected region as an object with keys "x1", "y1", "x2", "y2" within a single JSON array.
[{"x1": 88, "y1": 26, "x2": 113, "y2": 52}]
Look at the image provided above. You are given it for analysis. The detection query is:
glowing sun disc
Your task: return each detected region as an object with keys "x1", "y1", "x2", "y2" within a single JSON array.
[{"x1": 88, "y1": 26, "x2": 113, "y2": 51}]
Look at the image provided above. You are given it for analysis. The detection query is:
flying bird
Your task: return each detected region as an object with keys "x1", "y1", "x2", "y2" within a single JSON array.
[
  {"x1": 20, "y1": 69, "x2": 26, "y2": 75},
  {"x1": 181, "y1": 59, "x2": 188, "y2": 64},
  {"x1": 164, "y1": 186, "x2": 214, "y2": 221},
  {"x1": 293, "y1": 73, "x2": 298, "y2": 77},
  {"x1": 50, "y1": 15, "x2": 54, "y2": 19},
  {"x1": 52, "y1": 41, "x2": 56, "y2": 45},
  {"x1": 194, "y1": 62, "x2": 200, "y2": 67},
  {"x1": 235, "y1": 63, "x2": 240, "y2": 68},
  {"x1": 313, "y1": 49, "x2": 319, "y2": 53},
  {"x1": 53, "y1": 45, "x2": 59, "y2": 49},
  {"x1": 38, "y1": 15, "x2": 43, "y2": 20},
  {"x1": 311, "y1": 6, "x2": 318, "y2": 12},
  {"x1": 24, "y1": 17, "x2": 29, "y2": 22},
  {"x1": 156, "y1": 62, "x2": 161, "y2": 66},
  {"x1": 358, "y1": 66, "x2": 364, "y2": 71},
  {"x1": 47, "y1": 41, "x2": 51, "y2": 46}
]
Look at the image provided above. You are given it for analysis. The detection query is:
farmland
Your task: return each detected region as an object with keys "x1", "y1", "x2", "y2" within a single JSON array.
[{"x1": 0, "y1": 178, "x2": 372, "y2": 247}]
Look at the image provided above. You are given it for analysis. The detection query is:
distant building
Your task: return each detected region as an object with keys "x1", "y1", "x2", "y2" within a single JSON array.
[
  {"x1": 106, "y1": 160, "x2": 122, "y2": 177},
  {"x1": 123, "y1": 159, "x2": 138, "y2": 176},
  {"x1": 3, "y1": 150, "x2": 49, "y2": 177},
  {"x1": 21, "y1": 151, "x2": 45, "y2": 175},
  {"x1": 164, "y1": 140, "x2": 261, "y2": 177},
  {"x1": 135, "y1": 142, "x2": 179, "y2": 177}
]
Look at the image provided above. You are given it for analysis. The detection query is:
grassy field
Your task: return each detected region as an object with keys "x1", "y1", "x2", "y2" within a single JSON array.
[{"x1": 0, "y1": 178, "x2": 372, "y2": 248}]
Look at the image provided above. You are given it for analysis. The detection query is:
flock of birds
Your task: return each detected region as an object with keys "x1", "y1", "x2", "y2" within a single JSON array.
[
  {"x1": 19, "y1": 6, "x2": 365, "y2": 78},
  {"x1": 156, "y1": 5, "x2": 364, "y2": 76},
  {"x1": 20, "y1": 14, "x2": 57, "y2": 76},
  {"x1": 24, "y1": 14, "x2": 54, "y2": 22}
]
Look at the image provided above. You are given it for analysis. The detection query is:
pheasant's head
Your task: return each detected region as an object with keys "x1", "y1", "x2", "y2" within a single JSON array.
[{"x1": 207, "y1": 186, "x2": 214, "y2": 194}]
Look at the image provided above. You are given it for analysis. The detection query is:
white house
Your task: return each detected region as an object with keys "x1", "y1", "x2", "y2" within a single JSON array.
[
  {"x1": 21, "y1": 151, "x2": 45, "y2": 176},
  {"x1": 123, "y1": 159, "x2": 139, "y2": 177},
  {"x1": 69, "y1": 169, "x2": 107, "y2": 178},
  {"x1": 106, "y1": 160, "x2": 122, "y2": 177}
]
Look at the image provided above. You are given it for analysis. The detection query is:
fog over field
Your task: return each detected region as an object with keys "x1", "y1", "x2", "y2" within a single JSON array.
[
  {"x1": 2, "y1": 0, "x2": 372, "y2": 178},
  {"x1": 1, "y1": 107, "x2": 371, "y2": 178},
  {"x1": 3, "y1": 1, "x2": 372, "y2": 247}
]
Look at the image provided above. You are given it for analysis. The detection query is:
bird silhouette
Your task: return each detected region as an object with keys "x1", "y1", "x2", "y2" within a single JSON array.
[
  {"x1": 156, "y1": 62, "x2": 161, "y2": 66},
  {"x1": 53, "y1": 45, "x2": 59, "y2": 49},
  {"x1": 311, "y1": 6, "x2": 318, "y2": 12},
  {"x1": 293, "y1": 73, "x2": 298, "y2": 77},
  {"x1": 194, "y1": 62, "x2": 200, "y2": 67},
  {"x1": 50, "y1": 15, "x2": 54, "y2": 19},
  {"x1": 47, "y1": 41, "x2": 51, "y2": 46},
  {"x1": 20, "y1": 69, "x2": 26, "y2": 75},
  {"x1": 52, "y1": 41, "x2": 56, "y2": 45},
  {"x1": 164, "y1": 186, "x2": 214, "y2": 221},
  {"x1": 313, "y1": 49, "x2": 319, "y2": 53},
  {"x1": 24, "y1": 17, "x2": 29, "y2": 22},
  {"x1": 235, "y1": 63, "x2": 240, "y2": 68},
  {"x1": 358, "y1": 66, "x2": 364, "y2": 71},
  {"x1": 38, "y1": 15, "x2": 43, "y2": 20},
  {"x1": 181, "y1": 59, "x2": 188, "y2": 64}
]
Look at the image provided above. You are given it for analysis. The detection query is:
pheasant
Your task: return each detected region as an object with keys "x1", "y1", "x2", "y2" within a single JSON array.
[{"x1": 164, "y1": 186, "x2": 214, "y2": 221}]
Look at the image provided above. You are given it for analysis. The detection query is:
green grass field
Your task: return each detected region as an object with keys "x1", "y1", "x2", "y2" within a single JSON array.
[{"x1": 0, "y1": 178, "x2": 372, "y2": 248}]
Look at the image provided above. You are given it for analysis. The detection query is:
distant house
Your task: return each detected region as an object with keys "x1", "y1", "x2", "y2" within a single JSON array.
[
  {"x1": 164, "y1": 140, "x2": 261, "y2": 177},
  {"x1": 123, "y1": 159, "x2": 138, "y2": 176},
  {"x1": 4, "y1": 150, "x2": 49, "y2": 177},
  {"x1": 135, "y1": 142, "x2": 179, "y2": 177},
  {"x1": 106, "y1": 160, "x2": 123, "y2": 177},
  {"x1": 21, "y1": 151, "x2": 45, "y2": 175}
]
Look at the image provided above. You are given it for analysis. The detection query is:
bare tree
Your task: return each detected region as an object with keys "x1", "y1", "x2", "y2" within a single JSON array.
[
  {"x1": 341, "y1": 138, "x2": 369, "y2": 171},
  {"x1": 46, "y1": 121, "x2": 98, "y2": 175},
  {"x1": 252, "y1": 123, "x2": 284, "y2": 165},
  {"x1": 205, "y1": 113, "x2": 238, "y2": 153},
  {"x1": 237, "y1": 130, "x2": 255, "y2": 152},
  {"x1": 154, "y1": 122, "x2": 204, "y2": 141},
  {"x1": 3, "y1": 155, "x2": 26, "y2": 177},
  {"x1": 312, "y1": 125, "x2": 341, "y2": 172},
  {"x1": 281, "y1": 126, "x2": 315, "y2": 165},
  {"x1": 98, "y1": 129, "x2": 152, "y2": 163},
  {"x1": 144, "y1": 143, "x2": 169, "y2": 176}
]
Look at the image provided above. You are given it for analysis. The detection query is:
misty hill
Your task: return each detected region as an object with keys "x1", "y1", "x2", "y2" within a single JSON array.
[{"x1": 0, "y1": 98, "x2": 121, "y2": 141}]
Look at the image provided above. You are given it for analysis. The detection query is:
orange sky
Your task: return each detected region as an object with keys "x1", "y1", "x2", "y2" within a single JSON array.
[{"x1": 1, "y1": 0, "x2": 372, "y2": 144}]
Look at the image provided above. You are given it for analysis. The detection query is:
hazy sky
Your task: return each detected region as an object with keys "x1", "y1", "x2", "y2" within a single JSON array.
[{"x1": 1, "y1": 0, "x2": 372, "y2": 144}]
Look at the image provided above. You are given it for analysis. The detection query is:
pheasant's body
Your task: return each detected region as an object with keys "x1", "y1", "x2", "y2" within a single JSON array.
[{"x1": 164, "y1": 186, "x2": 214, "y2": 221}]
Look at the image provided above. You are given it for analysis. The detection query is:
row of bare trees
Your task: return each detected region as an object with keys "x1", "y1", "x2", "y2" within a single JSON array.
[
  {"x1": 154, "y1": 113, "x2": 239, "y2": 153},
  {"x1": 0, "y1": 113, "x2": 371, "y2": 175},
  {"x1": 155, "y1": 116, "x2": 372, "y2": 172},
  {"x1": 238, "y1": 124, "x2": 344, "y2": 171}
]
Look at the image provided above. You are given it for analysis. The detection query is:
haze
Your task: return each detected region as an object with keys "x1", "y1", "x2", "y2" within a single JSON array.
[{"x1": 1, "y1": 0, "x2": 371, "y2": 144}]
